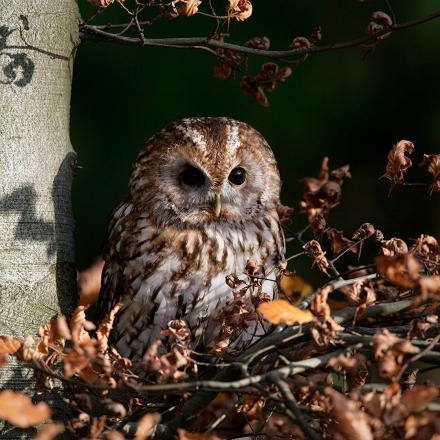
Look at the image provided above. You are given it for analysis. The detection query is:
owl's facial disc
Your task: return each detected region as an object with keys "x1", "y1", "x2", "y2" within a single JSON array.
[{"x1": 130, "y1": 117, "x2": 281, "y2": 228}]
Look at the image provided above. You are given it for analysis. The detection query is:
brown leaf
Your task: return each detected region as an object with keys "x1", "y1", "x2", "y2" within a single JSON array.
[
  {"x1": 289, "y1": 36, "x2": 311, "y2": 51},
  {"x1": 327, "y1": 353, "x2": 368, "y2": 388},
  {"x1": 70, "y1": 305, "x2": 94, "y2": 344},
  {"x1": 368, "y1": 11, "x2": 393, "y2": 40},
  {"x1": 258, "y1": 299, "x2": 313, "y2": 325},
  {"x1": 303, "y1": 240, "x2": 330, "y2": 274},
  {"x1": 299, "y1": 158, "x2": 350, "y2": 224},
  {"x1": 64, "y1": 339, "x2": 98, "y2": 379},
  {"x1": 245, "y1": 259, "x2": 259, "y2": 276},
  {"x1": 352, "y1": 223, "x2": 375, "y2": 240},
  {"x1": 237, "y1": 395, "x2": 266, "y2": 421},
  {"x1": 96, "y1": 303, "x2": 122, "y2": 353},
  {"x1": 310, "y1": 286, "x2": 332, "y2": 321},
  {"x1": 161, "y1": 319, "x2": 191, "y2": 343},
  {"x1": 78, "y1": 258, "x2": 104, "y2": 306},
  {"x1": 0, "y1": 336, "x2": 21, "y2": 355},
  {"x1": 245, "y1": 36, "x2": 270, "y2": 50},
  {"x1": 379, "y1": 237, "x2": 408, "y2": 256},
  {"x1": 419, "y1": 275, "x2": 440, "y2": 298},
  {"x1": 227, "y1": 0, "x2": 252, "y2": 21},
  {"x1": 372, "y1": 329, "x2": 420, "y2": 379},
  {"x1": 383, "y1": 140, "x2": 414, "y2": 191},
  {"x1": 16, "y1": 335, "x2": 36, "y2": 362},
  {"x1": 33, "y1": 423, "x2": 65, "y2": 440},
  {"x1": 105, "y1": 431, "x2": 126, "y2": 440},
  {"x1": 178, "y1": 430, "x2": 221, "y2": 440},
  {"x1": 326, "y1": 228, "x2": 357, "y2": 256},
  {"x1": 331, "y1": 164, "x2": 352, "y2": 183},
  {"x1": 376, "y1": 254, "x2": 421, "y2": 289},
  {"x1": 401, "y1": 384, "x2": 439, "y2": 412},
  {"x1": 178, "y1": 0, "x2": 202, "y2": 16},
  {"x1": 37, "y1": 315, "x2": 71, "y2": 356},
  {"x1": 0, "y1": 390, "x2": 51, "y2": 428},
  {"x1": 409, "y1": 315, "x2": 438, "y2": 339},
  {"x1": 134, "y1": 413, "x2": 161, "y2": 440},
  {"x1": 213, "y1": 63, "x2": 233, "y2": 81},
  {"x1": 421, "y1": 154, "x2": 440, "y2": 194},
  {"x1": 88, "y1": 0, "x2": 123, "y2": 8},
  {"x1": 325, "y1": 387, "x2": 373, "y2": 440},
  {"x1": 410, "y1": 234, "x2": 440, "y2": 259}
]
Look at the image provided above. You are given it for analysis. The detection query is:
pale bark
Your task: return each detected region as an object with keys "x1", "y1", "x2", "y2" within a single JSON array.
[{"x1": 0, "y1": 1, "x2": 79, "y2": 434}]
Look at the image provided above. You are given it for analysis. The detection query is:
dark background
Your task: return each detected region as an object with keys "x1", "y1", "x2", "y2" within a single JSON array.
[{"x1": 72, "y1": 0, "x2": 440, "y2": 280}]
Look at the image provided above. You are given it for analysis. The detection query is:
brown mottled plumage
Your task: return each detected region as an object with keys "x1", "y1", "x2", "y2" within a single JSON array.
[{"x1": 96, "y1": 117, "x2": 285, "y2": 359}]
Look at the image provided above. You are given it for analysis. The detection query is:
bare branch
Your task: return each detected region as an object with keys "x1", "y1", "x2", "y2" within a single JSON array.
[{"x1": 79, "y1": 10, "x2": 440, "y2": 60}]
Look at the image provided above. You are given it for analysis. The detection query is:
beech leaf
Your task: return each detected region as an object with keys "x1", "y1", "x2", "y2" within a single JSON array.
[{"x1": 258, "y1": 299, "x2": 314, "y2": 325}]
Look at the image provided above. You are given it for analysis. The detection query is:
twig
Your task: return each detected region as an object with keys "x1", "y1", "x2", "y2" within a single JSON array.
[
  {"x1": 394, "y1": 333, "x2": 440, "y2": 382},
  {"x1": 151, "y1": 347, "x2": 357, "y2": 438},
  {"x1": 128, "y1": 348, "x2": 348, "y2": 394},
  {"x1": 330, "y1": 238, "x2": 363, "y2": 263},
  {"x1": 298, "y1": 273, "x2": 378, "y2": 309},
  {"x1": 270, "y1": 376, "x2": 323, "y2": 440},
  {"x1": 79, "y1": 10, "x2": 440, "y2": 59}
]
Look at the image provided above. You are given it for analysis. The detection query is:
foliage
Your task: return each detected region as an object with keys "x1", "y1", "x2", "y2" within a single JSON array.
[
  {"x1": 1, "y1": 140, "x2": 440, "y2": 439},
  {"x1": 3, "y1": 1, "x2": 440, "y2": 439}
]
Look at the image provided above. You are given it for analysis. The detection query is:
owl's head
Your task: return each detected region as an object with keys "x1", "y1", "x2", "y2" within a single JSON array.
[{"x1": 130, "y1": 117, "x2": 281, "y2": 228}]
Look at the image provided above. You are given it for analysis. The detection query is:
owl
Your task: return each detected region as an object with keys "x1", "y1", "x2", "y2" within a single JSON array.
[{"x1": 96, "y1": 117, "x2": 285, "y2": 359}]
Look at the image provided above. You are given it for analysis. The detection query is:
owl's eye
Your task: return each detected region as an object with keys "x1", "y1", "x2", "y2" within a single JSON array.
[
  {"x1": 228, "y1": 167, "x2": 246, "y2": 185},
  {"x1": 180, "y1": 165, "x2": 205, "y2": 187}
]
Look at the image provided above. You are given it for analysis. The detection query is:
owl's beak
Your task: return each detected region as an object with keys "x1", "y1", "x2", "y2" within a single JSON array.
[{"x1": 213, "y1": 193, "x2": 222, "y2": 218}]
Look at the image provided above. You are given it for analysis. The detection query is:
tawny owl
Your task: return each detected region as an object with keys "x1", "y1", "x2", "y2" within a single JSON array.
[{"x1": 96, "y1": 117, "x2": 285, "y2": 359}]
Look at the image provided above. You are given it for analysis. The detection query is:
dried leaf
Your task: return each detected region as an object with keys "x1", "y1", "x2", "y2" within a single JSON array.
[
  {"x1": 134, "y1": 413, "x2": 161, "y2": 440},
  {"x1": 78, "y1": 258, "x2": 104, "y2": 306},
  {"x1": 326, "y1": 228, "x2": 357, "y2": 256},
  {"x1": 303, "y1": 240, "x2": 330, "y2": 274},
  {"x1": 373, "y1": 329, "x2": 420, "y2": 379},
  {"x1": 71, "y1": 305, "x2": 94, "y2": 344},
  {"x1": 88, "y1": 0, "x2": 122, "y2": 8},
  {"x1": 325, "y1": 387, "x2": 373, "y2": 440},
  {"x1": 0, "y1": 390, "x2": 51, "y2": 428},
  {"x1": 227, "y1": 0, "x2": 252, "y2": 21},
  {"x1": 105, "y1": 431, "x2": 126, "y2": 440},
  {"x1": 237, "y1": 395, "x2": 266, "y2": 421},
  {"x1": 178, "y1": 0, "x2": 202, "y2": 16},
  {"x1": 178, "y1": 429, "x2": 221, "y2": 440},
  {"x1": 421, "y1": 154, "x2": 440, "y2": 194},
  {"x1": 383, "y1": 140, "x2": 414, "y2": 192},
  {"x1": 96, "y1": 303, "x2": 122, "y2": 353},
  {"x1": 352, "y1": 223, "x2": 375, "y2": 240},
  {"x1": 376, "y1": 254, "x2": 421, "y2": 289},
  {"x1": 419, "y1": 275, "x2": 440, "y2": 299},
  {"x1": 368, "y1": 11, "x2": 393, "y2": 40},
  {"x1": 328, "y1": 352, "x2": 368, "y2": 388},
  {"x1": 245, "y1": 36, "x2": 270, "y2": 50},
  {"x1": 289, "y1": 36, "x2": 311, "y2": 51},
  {"x1": 64, "y1": 339, "x2": 98, "y2": 379},
  {"x1": 33, "y1": 423, "x2": 65, "y2": 440},
  {"x1": 161, "y1": 319, "x2": 191, "y2": 343},
  {"x1": 0, "y1": 336, "x2": 21, "y2": 355},
  {"x1": 401, "y1": 384, "x2": 439, "y2": 412},
  {"x1": 379, "y1": 237, "x2": 408, "y2": 256},
  {"x1": 258, "y1": 299, "x2": 314, "y2": 325}
]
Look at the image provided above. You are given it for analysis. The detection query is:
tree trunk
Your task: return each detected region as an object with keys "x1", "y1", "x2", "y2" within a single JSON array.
[{"x1": 0, "y1": 0, "x2": 79, "y2": 435}]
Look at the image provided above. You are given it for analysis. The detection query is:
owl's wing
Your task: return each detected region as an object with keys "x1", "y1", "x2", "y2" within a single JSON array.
[{"x1": 95, "y1": 196, "x2": 133, "y2": 323}]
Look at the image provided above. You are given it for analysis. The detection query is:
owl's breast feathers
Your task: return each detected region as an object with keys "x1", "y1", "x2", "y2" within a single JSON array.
[{"x1": 97, "y1": 196, "x2": 285, "y2": 359}]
